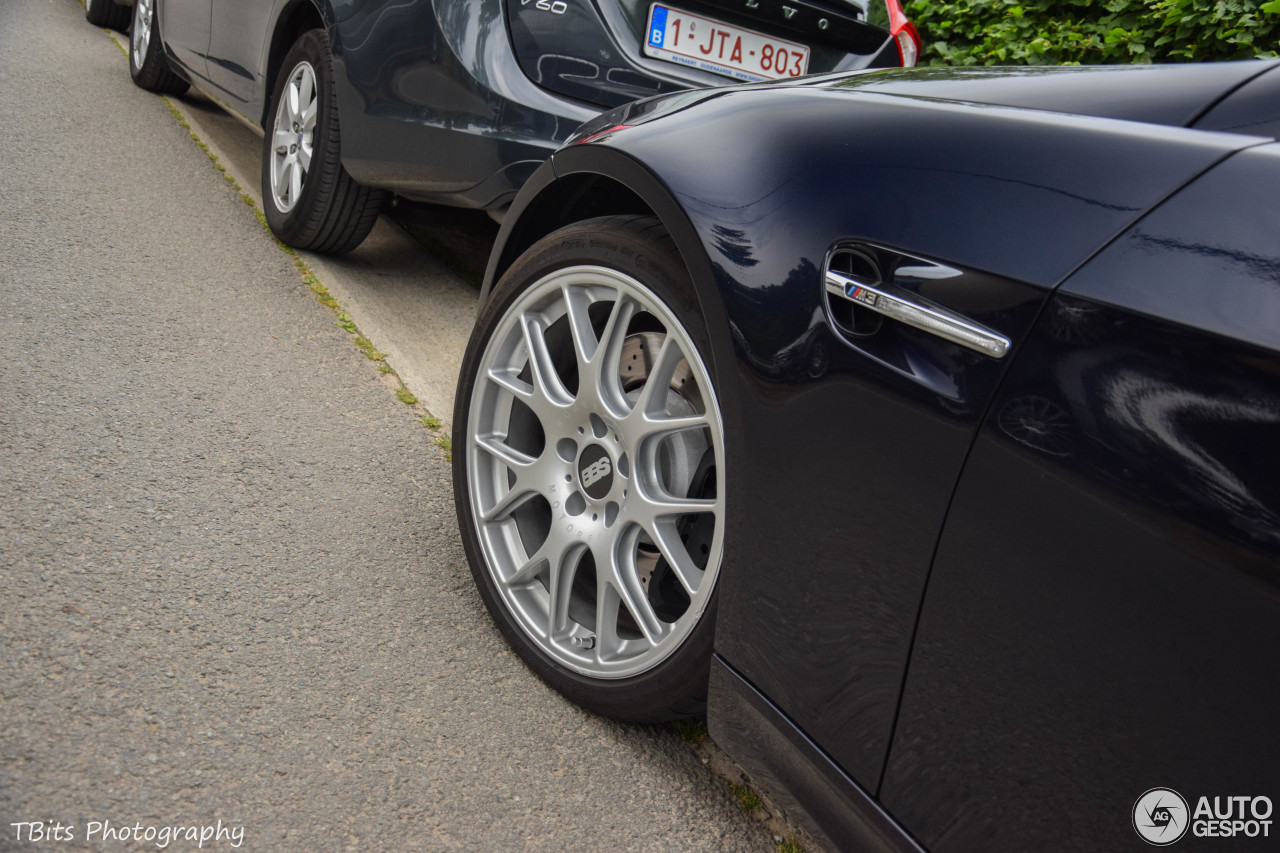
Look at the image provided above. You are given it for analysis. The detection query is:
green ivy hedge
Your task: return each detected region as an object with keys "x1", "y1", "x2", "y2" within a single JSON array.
[{"x1": 905, "y1": 0, "x2": 1280, "y2": 65}]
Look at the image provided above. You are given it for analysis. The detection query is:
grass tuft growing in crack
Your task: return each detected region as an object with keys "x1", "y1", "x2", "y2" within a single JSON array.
[
  {"x1": 776, "y1": 836, "x2": 804, "y2": 853},
  {"x1": 729, "y1": 782, "x2": 762, "y2": 815},
  {"x1": 673, "y1": 719, "x2": 708, "y2": 746},
  {"x1": 354, "y1": 337, "x2": 388, "y2": 362}
]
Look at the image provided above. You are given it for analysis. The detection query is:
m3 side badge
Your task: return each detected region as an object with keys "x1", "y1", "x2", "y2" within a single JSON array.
[{"x1": 845, "y1": 281, "x2": 879, "y2": 307}]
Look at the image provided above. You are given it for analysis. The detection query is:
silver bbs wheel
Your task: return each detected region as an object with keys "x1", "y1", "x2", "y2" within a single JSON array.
[
  {"x1": 466, "y1": 263, "x2": 725, "y2": 680},
  {"x1": 269, "y1": 62, "x2": 318, "y2": 214},
  {"x1": 131, "y1": 0, "x2": 153, "y2": 68}
]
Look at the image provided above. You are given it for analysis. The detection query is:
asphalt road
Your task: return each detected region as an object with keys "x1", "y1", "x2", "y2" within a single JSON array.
[{"x1": 0, "y1": 1, "x2": 780, "y2": 849}]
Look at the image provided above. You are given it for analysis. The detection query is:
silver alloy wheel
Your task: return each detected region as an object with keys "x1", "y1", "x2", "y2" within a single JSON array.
[
  {"x1": 467, "y1": 265, "x2": 725, "y2": 680},
  {"x1": 131, "y1": 0, "x2": 152, "y2": 67},
  {"x1": 269, "y1": 62, "x2": 318, "y2": 214}
]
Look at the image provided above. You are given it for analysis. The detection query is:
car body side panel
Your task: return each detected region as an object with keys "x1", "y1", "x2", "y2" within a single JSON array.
[
  {"x1": 158, "y1": 0, "x2": 213, "y2": 78},
  {"x1": 709, "y1": 656, "x2": 925, "y2": 853},
  {"x1": 880, "y1": 145, "x2": 1280, "y2": 852},
  {"x1": 527, "y1": 87, "x2": 1255, "y2": 791},
  {"x1": 206, "y1": 0, "x2": 278, "y2": 109},
  {"x1": 328, "y1": 0, "x2": 595, "y2": 206}
]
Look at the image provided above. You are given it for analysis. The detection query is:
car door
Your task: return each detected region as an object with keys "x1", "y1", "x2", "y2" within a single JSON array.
[
  {"x1": 159, "y1": 0, "x2": 213, "y2": 79},
  {"x1": 206, "y1": 0, "x2": 278, "y2": 115},
  {"x1": 880, "y1": 143, "x2": 1280, "y2": 852},
  {"x1": 696, "y1": 86, "x2": 1257, "y2": 802}
]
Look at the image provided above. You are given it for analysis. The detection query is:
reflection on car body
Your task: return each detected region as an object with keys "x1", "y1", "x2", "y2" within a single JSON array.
[{"x1": 458, "y1": 61, "x2": 1280, "y2": 851}]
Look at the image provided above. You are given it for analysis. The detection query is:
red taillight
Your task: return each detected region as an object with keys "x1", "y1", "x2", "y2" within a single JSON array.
[
  {"x1": 883, "y1": 0, "x2": 921, "y2": 67},
  {"x1": 574, "y1": 124, "x2": 631, "y2": 145}
]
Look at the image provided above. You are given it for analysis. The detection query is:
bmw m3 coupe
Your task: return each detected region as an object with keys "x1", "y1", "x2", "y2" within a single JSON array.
[{"x1": 453, "y1": 62, "x2": 1280, "y2": 851}]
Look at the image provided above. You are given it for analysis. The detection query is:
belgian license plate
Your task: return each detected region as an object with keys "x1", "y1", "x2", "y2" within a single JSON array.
[{"x1": 644, "y1": 3, "x2": 810, "y2": 83}]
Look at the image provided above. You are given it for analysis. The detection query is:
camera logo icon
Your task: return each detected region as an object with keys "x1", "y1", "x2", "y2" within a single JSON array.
[{"x1": 1134, "y1": 788, "x2": 1190, "y2": 846}]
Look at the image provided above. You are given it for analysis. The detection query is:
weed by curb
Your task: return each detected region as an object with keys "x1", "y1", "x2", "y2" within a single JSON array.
[
  {"x1": 776, "y1": 836, "x2": 804, "y2": 853},
  {"x1": 668, "y1": 719, "x2": 809, "y2": 852},
  {"x1": 673, "y1": 719, "x2": 707, "y2": 746},
  {"x1": 729, "y1": 782, "x2": 762, "y2": 815}
]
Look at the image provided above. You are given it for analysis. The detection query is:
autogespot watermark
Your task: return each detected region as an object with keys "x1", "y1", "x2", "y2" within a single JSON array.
[
  {"x1": 1133, "y1": 788, "x2": 1273, "y2": 845},
  {"x1": 9, "y1": 819, "x2": 244, "y2": 848}
]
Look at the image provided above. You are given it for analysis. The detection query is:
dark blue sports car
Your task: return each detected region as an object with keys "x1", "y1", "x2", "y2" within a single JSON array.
[
  {"x1": 121, "y1": 0, "x2": 916, "y2": 252},
  {"x1": 453, "y1": 63, "x2": 1280, "y2": 850}
]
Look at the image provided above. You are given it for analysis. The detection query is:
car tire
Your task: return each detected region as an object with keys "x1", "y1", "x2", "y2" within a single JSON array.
[
  {"x1": 85, "y1": 0, "x2": 130, "y2": 32},
  {"x1": 128, "y1": 0, "x2": 189, "y2": 95},
  {"x1": 453, "y1": 215, "x2": 726, "y2": 722},
  {"x1": 261, "y1": 30, "x2": 384, "y2": 254}
]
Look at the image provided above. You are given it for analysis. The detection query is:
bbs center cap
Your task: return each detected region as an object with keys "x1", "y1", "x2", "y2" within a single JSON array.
[{"x1": 577, "y1": 444, "x2": 614, "y2": 500}]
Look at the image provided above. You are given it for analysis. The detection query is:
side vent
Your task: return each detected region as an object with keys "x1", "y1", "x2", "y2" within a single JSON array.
[
  {"x1": 823, "y1": 244, "x2": 1010, "y2": 359},
  {"x1": 824, "y1": 248, "x2": 884, "y2": 337}
]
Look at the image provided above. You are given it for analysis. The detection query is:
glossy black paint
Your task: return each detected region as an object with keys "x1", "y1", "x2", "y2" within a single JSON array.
[
  {"x1": 1193, "y1": 65, "x2": 1280, "y2": 161},
  {"x1": 881, "y1": 148, "x2": 1280, "y2": 848},
  {"x1": 709, "y1": 657, "x2": 924, "y2": 853},
  {"x1": 484, "y1": 65, "x2": 1279, "y2": 850},
  {"x1": 837, "y1": 62, "x2": 1276, "y2": 129},
  {"x1": 153, "y1": 0, "x2": 901, "y2": 210},
  {"x1": 528, "y1": 78, "x2": 1253, "y2": 791}
]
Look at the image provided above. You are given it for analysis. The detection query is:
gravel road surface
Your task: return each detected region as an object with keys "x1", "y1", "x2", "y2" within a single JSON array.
[{"x1": 0, "y1": 1, "x2": 777, "y2": 849}]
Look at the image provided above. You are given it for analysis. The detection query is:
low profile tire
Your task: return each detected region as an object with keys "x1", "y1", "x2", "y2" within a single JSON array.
[
  {"x1": 261, "y1": 30, "x2": 384, "y2": 254},
  {"x1": 128, "y1": 0, "x2": 189, "y2": 95},
  {"x1": 85, "y1": 0, "x2": 130, "y2": 32},
  {"x1": 453, "y1": 215, "x2": 726, "y2": 722}
]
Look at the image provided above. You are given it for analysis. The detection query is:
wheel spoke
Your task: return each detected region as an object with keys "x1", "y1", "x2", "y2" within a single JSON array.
[
  {"x1": 609, "y1": 533, "x2": 668, "y2": 645},
  {"x1": 274, "y1": 157, "x2": 292, "y2": 200},
  {"x1": 520, "y1": 314, "x2": 572, "y2": 406},
  {"x1": 297, "y1": 70, "x2": 314, "y2": 118},
  {"x1": 547, "y1": 547, "x2": 580, "y2": 637},
  {"x1": 486, "y1": 359, "x2": 561, "y2": 428},
  {"x1": 507, "y1": 529, "x2": 575, "y2": 588},
  {"x1": 636, "y1": 491, "x2": 717, "y2": 520},
  {"x1": 629, "y1": 335, "x2": 684, "y2": 420},
  {"x1": 584, "y1": 294, "x2": 635, "y2": 415},
  {"x1": 486, "y1": 366, "x2": 535, "y2": 403},
  {"x1": 562, "y1": 284, "x2": 598, "y2": 370},
  {"x1": 298, "y1": 142, "x2": 312, "y2": 171},
  {"x1": 506, "y1": 551, "x2": 546, "y2": 587},
  {"x1": 302, "y1": 99, "x2": 318, "y2": 132},
  {"x1": 475, "y1": 433, "x2": 536, "y2": 472},
  {"x1": 593, "y1": 583, "x2": 623, "y2": 662},
  {"x1": 286, "y1": 81, "x2": 301, "y2": 124},
  {"x1": 480, "y1": 482, "x2": 538, "y2": 524},
  {"x1": 635, "y1": 412, "x2": 710, "y2": 443},
  {"x1": 646, "y1": 517, "x2": 706, "y2": 597},
  {"x1": 289, "y1": 160, "x2": 303, "y2": 203}
]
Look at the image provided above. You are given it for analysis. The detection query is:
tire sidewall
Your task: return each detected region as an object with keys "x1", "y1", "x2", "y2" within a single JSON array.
[{"x1": 452, "y1": 216, "x2": 721, "y2": 722}]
